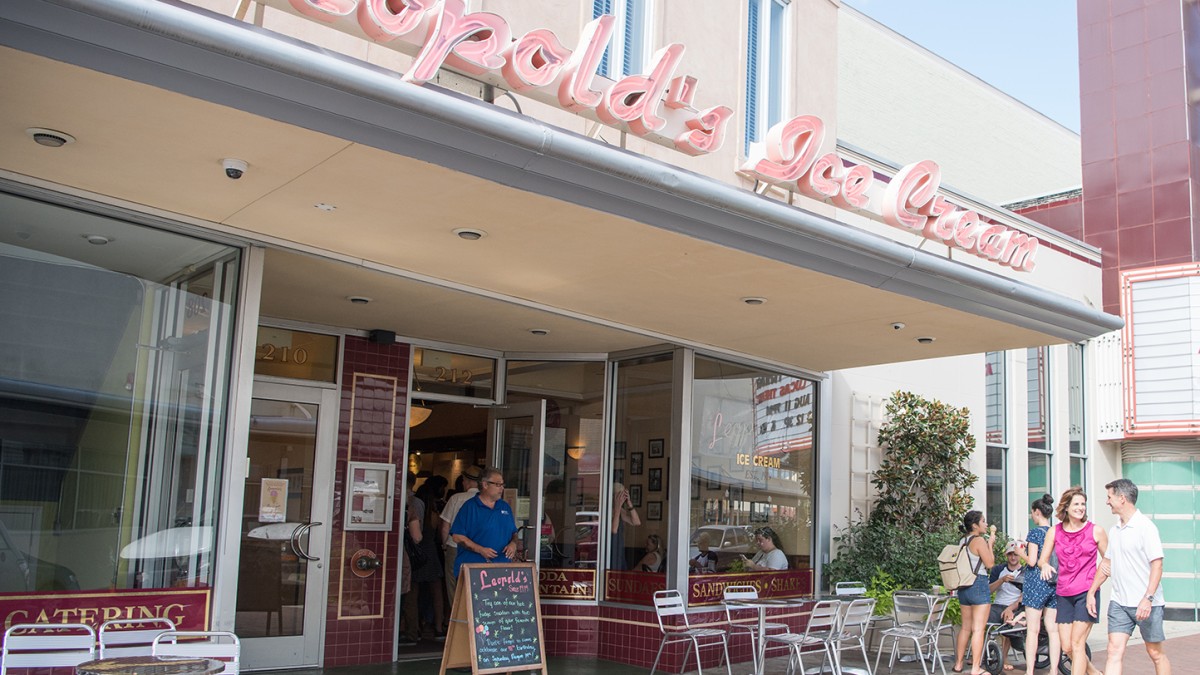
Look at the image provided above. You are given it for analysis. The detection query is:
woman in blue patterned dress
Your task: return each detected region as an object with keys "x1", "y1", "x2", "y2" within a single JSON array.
[{"x1": 1017, "y1": 494, "x2": 1059, "y2": 675}]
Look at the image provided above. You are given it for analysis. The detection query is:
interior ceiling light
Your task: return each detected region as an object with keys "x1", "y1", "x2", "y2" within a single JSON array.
[
  {"x1": 314, "y1": 203, "x2": 337, "y2": 212},
  {"x1": 453, "y1": 228, "x2": 487, "y2": 240},
  {"x1": 741, "y1": 297, "x2": 767, "y2": 306},
  {"x1": 567, "y1": 445, "x2": 587, "y2": 460},
  {"x1": 347, "y1": 296, "x2": 372, "y2": 304},
  {"x1": 916, "y1": 336, "x2": 936, "y2": 345},
  {"x1": 82, "y1": 234, "x2": 112, "y2": 245},
  {"x1": 26, "y1": 127, "x2": 75, "y2": 148},
  {"x1": 409, "y1": 405, "x2": 432, "y2": 428},
  {"x1": 529, "y1": 328, "x2": 549, "y2": 336}
]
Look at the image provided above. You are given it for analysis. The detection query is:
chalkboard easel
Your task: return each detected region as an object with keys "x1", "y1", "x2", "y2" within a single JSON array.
[{"x1": 439, "y1": 563, "x2": 547, "y2": 675}]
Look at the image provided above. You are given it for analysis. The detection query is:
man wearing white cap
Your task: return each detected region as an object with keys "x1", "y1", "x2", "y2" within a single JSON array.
[
  {"x1": 987, "y1": 542, "x2": 1026, "y2": 671},
  {"x1": 439, "y1": 469, "x2": 480, "y2": 604}
]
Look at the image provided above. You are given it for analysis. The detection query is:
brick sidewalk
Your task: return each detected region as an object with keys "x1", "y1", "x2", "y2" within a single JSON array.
[{"x1": 1090, "y1": 629, "x2": 1198, "y2": 675}]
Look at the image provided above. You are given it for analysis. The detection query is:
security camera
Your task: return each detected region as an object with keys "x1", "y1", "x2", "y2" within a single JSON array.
[
  {"x1": 891, "y1": 322, "x2": 906, "y2": 331},
  {"x1": 222, "y1": 158, "x2": 248, "y2": 180}
]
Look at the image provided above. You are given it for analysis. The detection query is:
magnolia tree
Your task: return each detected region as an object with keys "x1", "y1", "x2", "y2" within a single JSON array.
[{"x1": 826, "y1": 390, "x2": 978, "y2": 602}]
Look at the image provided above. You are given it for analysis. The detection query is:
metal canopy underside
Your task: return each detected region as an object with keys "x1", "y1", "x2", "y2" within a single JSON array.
[{"x1": 0, "y1": 0, "x2": 1122, "y2": 371}]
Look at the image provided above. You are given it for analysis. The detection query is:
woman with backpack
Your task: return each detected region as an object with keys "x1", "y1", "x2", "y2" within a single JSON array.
[
  {"x1": 1016, "y1": 494, "x2": 1060, "y2": 675},
  {"x1": 1038, "y1": 487, "x2": 1108, "y2": 675},
  {"x1": 952, "y1": 510, "x2": 996, "y2": 675}
]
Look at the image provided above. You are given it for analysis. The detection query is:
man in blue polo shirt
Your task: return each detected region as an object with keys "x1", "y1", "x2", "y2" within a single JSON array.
[{"x1": 449, "y1": 466, "x2": 519, "y2": 579}]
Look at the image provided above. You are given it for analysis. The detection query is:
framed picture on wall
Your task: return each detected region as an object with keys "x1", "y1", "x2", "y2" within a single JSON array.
[
  {"x1": 614, "y1": 441, "x2": 627, "y2": 459},
  {"x1": 648, "y1": 438, "x2": 664, "y2": 458},
  {"x1": 648, "y1": 468, "x2": 662, "y2": 492},
  {"x1": 647, "y1": 501, "x2": 662, "y2": 521},
  {"x1": 613, "y1": 468, "x2": 624, "y2": 485},
  {"x1": 630, "y1": 452, "x2": 643, "y2": 475},
  {"x1": 630, "y1": 484, "x2": 642, "y2": 507}
]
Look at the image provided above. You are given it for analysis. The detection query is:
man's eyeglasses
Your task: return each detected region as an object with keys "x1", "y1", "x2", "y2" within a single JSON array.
[{"x1": 484, "y1": 480, "x2": 505, "y2": 488}]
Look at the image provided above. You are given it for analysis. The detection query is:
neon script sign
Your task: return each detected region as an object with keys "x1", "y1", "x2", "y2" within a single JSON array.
[
  {"x1": 739, "y1": 115, "x2": 1039, "y2": 271},
  {"x1": 275, "y1": 0, "x2": 733, "y2": 155}
]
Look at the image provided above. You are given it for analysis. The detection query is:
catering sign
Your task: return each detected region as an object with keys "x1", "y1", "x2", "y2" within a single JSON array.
[
  {"x1": 271, "y1": 0, "x2": 732, "y2": 156},
  {"x1": 0, "y1": 588, "x2": 210, "y2": 634}
]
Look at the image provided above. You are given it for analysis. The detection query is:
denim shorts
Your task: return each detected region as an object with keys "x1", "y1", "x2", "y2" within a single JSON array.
[
  {"x1": 1108, "y1": 603, "x2": 1166, "y2": 642},
  {"x1": 1056, "y1": 590, "x2": 1100, "y2": 624},
  {"x1": 958, "y1": 574, "x2": 990, "y2": 606}
]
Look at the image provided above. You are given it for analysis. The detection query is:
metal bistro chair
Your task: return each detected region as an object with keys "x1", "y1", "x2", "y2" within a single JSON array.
[
  {"x1": 99, "y1": 617, "x2": 177, "y2": 658},
  {"x1": 650, "y1": 590, "x2": 732, "y2": 675},
  {"x1": 834, "y1": 581, "x2": 867, "y2": 596},
  {"x1": 830, "y1": 597, "x2": 877, "y2": 675},
  {"x1": 722, "y1": 585, "x2": 789, "y2": 673},
  {"x1": 0, "y1": 623, "x2": 96, "y2": 675},
  {"x1": 764, "y1": 599, "x2": 841, "y2": 675},
  {"x1": 874, "y1": 592, "x2": 942, "y2": 675},
  {"x1": 152, "y1": 630, "x2": 241, "y2": 675}
]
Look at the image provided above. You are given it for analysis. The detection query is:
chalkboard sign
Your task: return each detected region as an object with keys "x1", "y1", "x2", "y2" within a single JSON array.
[{"x1": 440, "y1": 563, "x2": 546, "y2": 675}]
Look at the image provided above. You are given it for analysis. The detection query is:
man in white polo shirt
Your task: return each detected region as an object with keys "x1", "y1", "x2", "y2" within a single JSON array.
[
  {"x1": 1087, "y1": 478, "x2": 1171, "y2": 675},
  {"x1": 439, "y1": 469, "x2": 480, "y2": 604}
]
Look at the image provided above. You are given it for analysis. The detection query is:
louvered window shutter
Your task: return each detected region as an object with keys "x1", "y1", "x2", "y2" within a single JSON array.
[
  {"x1": 594, "y1": 0, "x2": 614, "y2": 77},
  {"x1": 744, "y1": 0, "x2": 761, "y2": 152}
]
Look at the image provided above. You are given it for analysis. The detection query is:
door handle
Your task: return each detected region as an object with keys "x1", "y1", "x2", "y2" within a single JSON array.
[
  {"x1": 295, "y1": 522, "x2": 323, "y2": 562},
  {"x1": 289, "y1": 522, "x2": 306, "y2": 560}
]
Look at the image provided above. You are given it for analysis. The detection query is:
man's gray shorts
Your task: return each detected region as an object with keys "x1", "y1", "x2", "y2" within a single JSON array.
[{"x1": 1108, "y1": 603, "x2": 1166, "y2": 642}]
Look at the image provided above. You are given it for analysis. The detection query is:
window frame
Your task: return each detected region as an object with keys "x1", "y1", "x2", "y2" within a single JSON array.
[
  {"x1": 744, "y1": 0, "x2": 791, "y2": 153},
  {"x1": 593, "y1": 0, "x2": 654, "y2": 79}
]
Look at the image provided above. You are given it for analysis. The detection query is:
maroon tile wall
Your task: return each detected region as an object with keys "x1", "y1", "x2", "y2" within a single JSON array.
[
  {"x1": 323, "y1": 336, "x2": 411, "y2": 667},
  {"x1": 1076, "y1": 0, "x2": 1193, "y2": 314}
]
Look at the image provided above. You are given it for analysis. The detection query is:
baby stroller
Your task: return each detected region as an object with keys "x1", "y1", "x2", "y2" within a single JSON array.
[{"x1": 979, "y1": 612, "x2": 1092, "y2": 675}]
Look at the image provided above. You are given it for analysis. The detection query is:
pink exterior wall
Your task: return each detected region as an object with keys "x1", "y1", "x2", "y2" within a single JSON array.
[{"x1": 1078, "y1": 0, "x2": 1192, "y2": 314}]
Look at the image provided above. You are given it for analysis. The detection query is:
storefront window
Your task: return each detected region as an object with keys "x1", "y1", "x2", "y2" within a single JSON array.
[
  {"x1": 1026, "y1": 347, "x2": 1048, "y2": 450},
  {"x1": 687, "y1": 357, "x2": 815, "y2": 601},
  {"x1": 0, "y1": 192, "x2": 240, "y2": 594},
  {"x1": 985, "y1": 351, "x2": 1006, "y2": 445},
  {"x1": 985, "y1": 446, "x2": 1006, "y2": 534},
  {"x1": 413, "y1": 347, "x2": 495, "y2": 400},
  {"x1": 605, "y1": 353, "x2": 672, "y2": 603},
  {"x1": 1067, "y1": 344, "x2": 1086, "y2": 492},
  {"x1": 506, "y1": 360, "x2": 605, "y2": 601}
]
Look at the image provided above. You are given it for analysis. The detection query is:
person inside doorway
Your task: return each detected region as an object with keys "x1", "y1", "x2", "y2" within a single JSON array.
[
  {"x1": 440, "y1": 470, "x2": 480, "y2": 604},
  {"x1": 741, "y1": 527, "x2": 788, "y2": 571},
  {"x1": 637, "y1": 534, "x2": 664, "y2": 573},
  {"x1": 449, "y1": 467, "x2": 518, "y2": 578}
]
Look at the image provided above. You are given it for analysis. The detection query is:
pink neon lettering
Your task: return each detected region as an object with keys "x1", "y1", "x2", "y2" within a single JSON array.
[
  {"x1": 977, "y1": 225, "x2": 1007, "y2": 258},
  {"x1": 1002, "y1": 233, "x2": 1039, "y2": 271},
  {"x1": 558, "y1": 15, "x2": 615, "y2": 112},
  {"x1": 502, "y1": 30, "x2": 570, "y2": 91},
  {"x1": 832, "y1": 163, "x2": 873, "y2": 210},
  {"x1": 599, "y1": 44, "x2": 684, "y2": 134},
  {"x1": 665, "y1": 76, "x2": 697, "y2": 110},
  {"x1": 741, "y1": 116, "x2": 824, "y2": 184},
  {"x1": 952, "y1": 211, "x2": 981, "y2": 249},
  {"x1": 674, "y1": 106, "x2": 733, "y2": 156},
  {"x1": 358, "y1": 0, "x2": 430, "y2": 42},
  {"x1": 290, "y1": 0, "x2": 356, "y2": 22},
  {"x1": 920, "y1": 195, "x2": 956, "y2": 241},
  {"x1": 797, "y1": 153, "x2": 842, "y2": 200},
  {"x1": 882, "y1": 160, "x2": 940, "y2": 231},
  {"x1": 404, "y1": 0, "x2": 510, "y2": 84}
]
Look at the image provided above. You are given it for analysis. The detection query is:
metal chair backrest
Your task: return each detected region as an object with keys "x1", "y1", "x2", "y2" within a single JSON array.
[
  {"x1": 0, "y1": 623, "x2": 96, "y2": 675},
  {"x1": 804, "y1": 599, "x2": 841, "y2": 639},
  {"x1": 653, "y1": 590, "x2": 692, "y2": 632},
  {"x1": 834, "y1": 581, "x2": 867, "y2": 596},
  {"x1": 152, "y1": 630, "x2": 241, "y2": 675},
  {"x1": 891, "y1": 591, "x2": 933, "y2": 630},
  {"x1": 838, "y1": 597, "x2": 876, "y2": 636},
  {"x1": 99, "y1": 617, "x2": 177, "y2": 659},
  {"x1": 722, "y1": 584, "x2": 759, "y2": 625},
  {"x1": 927, "y1": 594, "x2": 952, "y2": 634}
]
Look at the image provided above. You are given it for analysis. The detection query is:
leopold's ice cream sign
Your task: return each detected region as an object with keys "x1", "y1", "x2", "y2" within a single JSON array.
[
  {"x1": 275, "y1": 0, "x2": 731, "y2": 155},
  {"x1": 272, "y1": 0, "x2": 1038, "y2": 271},
  {"x1": 739, "y1": 116, "x2": 1039, "y2": 271}
]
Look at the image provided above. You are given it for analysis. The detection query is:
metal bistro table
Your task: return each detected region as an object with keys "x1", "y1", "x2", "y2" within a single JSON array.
[
  {"x1": 723, "y1": 597, "x2": 808, "y2": 675},
  {"x1": 76, "y1": 656, "x2": 225, "y2": 675}
]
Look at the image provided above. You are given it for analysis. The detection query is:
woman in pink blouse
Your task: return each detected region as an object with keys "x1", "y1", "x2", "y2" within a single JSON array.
[{"x1": 1038, "y1": 487, "x2": 1108, "y2": 675}]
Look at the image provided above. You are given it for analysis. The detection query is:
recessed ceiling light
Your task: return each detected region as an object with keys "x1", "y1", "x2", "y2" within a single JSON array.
[
  {"x1": 26, "y1": 127, "x2": 75, "y2": 148},
  {"x1": 315, "y1": 203, "x2": 337, "y2": 212},
  {"x1": 347, "y1": 296, "x2": 372, "y2": 304},
  {"x1": 453, "y1": 228, "x2": 487, "y2": 240},
  {"x1": 741, "y1": 297, "x2": 767, "y2": 306},
  {"x1": 83, "y1": 234, "x2": 112, "y2": 245},
  {"x1": 916, "y1": 336, "x2": 936, "y2": 345},
  {"x1": 529, "y1": 328, "x2": 549, "y2": 336}
]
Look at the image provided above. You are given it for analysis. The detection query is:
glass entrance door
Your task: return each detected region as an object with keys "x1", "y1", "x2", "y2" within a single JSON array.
[
  {"x1": 488, "y1": 401, "x2": 546, "y2": 563},
  {"x1": 237, "y1": 381, "x2": 337, "y2": 669}
]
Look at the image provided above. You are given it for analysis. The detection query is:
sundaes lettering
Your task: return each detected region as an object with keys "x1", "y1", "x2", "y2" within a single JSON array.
[
  {"x1": 278, "y1": 0, "x2": 731, "y2": 155},
  {"x1": 741, "y1": 116, "x2": 1039, "y2": 272}
]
